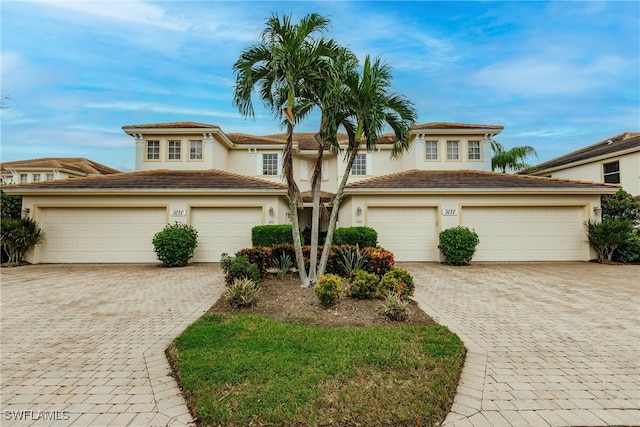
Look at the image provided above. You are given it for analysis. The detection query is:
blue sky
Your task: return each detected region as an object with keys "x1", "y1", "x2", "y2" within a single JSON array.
[{"x1": 1, "y1": 0, "x2": 638, "y2": 172}]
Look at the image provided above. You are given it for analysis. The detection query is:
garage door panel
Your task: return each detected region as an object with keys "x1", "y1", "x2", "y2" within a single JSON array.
[
  {"x1": 462, "y1": 206, "x2": 585, "y2": 261},
  {"x1": 39, "y1": 207, "x2": 166, "y2": 263},
  {"x1": 367, "y1": 207, "x2": 437, "y2": 262},
  {"x1": 191, "y1": 207, "x2": 263, "y2": 262}
]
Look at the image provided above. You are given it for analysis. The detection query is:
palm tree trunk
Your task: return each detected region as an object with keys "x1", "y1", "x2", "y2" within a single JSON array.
[
  {"x1": 318, "y1": 141, "x2": 360, "y2": 275},
  {"x1": 283, "y1": 120, "x2": 309, "y2": 287},
  {"x1": 307, "y1": 143, "x2": 324, "y2": 284}
]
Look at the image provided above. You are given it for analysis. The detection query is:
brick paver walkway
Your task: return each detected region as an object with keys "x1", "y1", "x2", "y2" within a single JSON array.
[
  {"x1": 2, "y1": 262, "x2": 638, "y2": 426},
  {"x1": 1, "y1": 264, "x2": 224, "y2": 426},
  {"x1": 406, "y1": 262, "x2": 640, "y2": 427}
]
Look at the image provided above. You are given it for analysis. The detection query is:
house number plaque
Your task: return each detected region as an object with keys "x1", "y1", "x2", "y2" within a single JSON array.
[
  {"x1": 170, "y1": 209, "x2": 187, "y2": 217},
  {"x1": 441, "y1": 208, "x2": 458, "y2": 216}
]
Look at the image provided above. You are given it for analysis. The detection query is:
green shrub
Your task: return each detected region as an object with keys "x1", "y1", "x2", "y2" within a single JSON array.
[
  {"x1": 602, "y1": 189, "x2": 640, "y2": 229},
  {"x1": 438, "y1": 227, "x2": 480, "y2": 265},
  {"x1": 333, "y1": 226, "x2": 378, "y2": 248},
  {"x1": 613, "y1": 234, "x2": 640, "y2": 264},
  {"x1": 152, "y1": 222, "x2": 198, "y2": 267},
  {"x1": 0, "y1": 190, "x2": 22, "y2": 219},
  {"x1": 586, "y1": 218, "x2": 633, "y2": 262},
  {"x1": 0, "y1": 217, "x2": 45, "y2": 265},
  {"x1": 220, "y1": 253, "x2": 260, "y2": 286},
  {"x1": 270, "y1": 243, "x2": 296, "y2": 269},
  {"x1": 347, "y1": 270, "x2": 380, "y2": 299},
  {"x1": 379, "y1": 267, "x2": 415, "y2": 300},
  {"x1": 361, "y1": 247, "x2": 395, "y2": 276},
  {"x1": 337, "y1": 244, "x2": 369, "y2": 277},
  {"x1": 273, "y1": 252, "x2": 293, "y2": 278},
  {"x1": 236, "y1": 246, "x2": 271, "y2": 276},
  {"x1": 252, "y1": 224, "x2": 304, "y2": 247},
  {"x1": 224, "y1": 278, "x2": 261, "y2": 309},
  {"x1": 382, "y1": 293, "x2": 410, "y2": 322},
  {"x1": 314, "y1": 274, "x2": 343, "y2": 306}
]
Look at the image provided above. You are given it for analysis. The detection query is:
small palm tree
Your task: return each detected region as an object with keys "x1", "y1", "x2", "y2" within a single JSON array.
[
  {"x1": 491, "y1": 140, "x2": 537, "y2": 173},
  {"x1": 317, "y1": 55, "x2": 417, "y2": 275},
  {"x1": 233, "y1": 13, "x2": 341, "y2": 287}
]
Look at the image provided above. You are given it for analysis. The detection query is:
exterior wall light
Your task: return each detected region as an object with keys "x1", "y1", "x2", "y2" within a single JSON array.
[{"x1": 356, "y1": 207, "x2": 362, "y2": 215}]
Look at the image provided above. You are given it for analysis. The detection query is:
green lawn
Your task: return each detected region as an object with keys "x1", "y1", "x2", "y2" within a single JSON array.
[{"x1": 168, "y1": 313, "x2": 465, "y2": 426}]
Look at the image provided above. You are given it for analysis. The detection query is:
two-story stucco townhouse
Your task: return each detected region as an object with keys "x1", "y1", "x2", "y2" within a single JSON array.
[
  {"x1": 526, "y1": 132, "x2": 640, "y2": 198},
  {"x1": 4, "y1": 122, "x2": 617, "y2": 264}
]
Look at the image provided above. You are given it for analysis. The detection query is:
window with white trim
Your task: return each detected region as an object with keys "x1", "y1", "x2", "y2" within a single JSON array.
[
  {"x1": 425, "y1": 140, "x2": 438, "y2": 160},
  {"x1": 603, "y1": 161, "x2": 620, "y2": 184},
  {"x1": 447, "y1": 140, "x2": 460, "y2": 160},
  {"x1": 168, "y1": 140, "x2": 181, "y2": 160},
  {"x1": 46, "y1": 173, "x2": 54, "y2": 181},
  {"x1": 262, "y1": 153, "x2": 278, "y2": 175},
  {"x1": 32, "y1": 173, "x2": 41, "y2": 182},
  {"x1": 146, "y1": 140, "x2": 160, "y2": 160},
  {"x1": 20, "y1": 174, "x2": 28, "y2": 183},
  {"x1": 189, "y1": 140, "x2": 202, "y2": 160},
  {"x1": 468, "y1": 140, "x2": 481, "y2": 160},
  {"x1": 351, "y1": 153, "x2": 367, "y2": 175}
]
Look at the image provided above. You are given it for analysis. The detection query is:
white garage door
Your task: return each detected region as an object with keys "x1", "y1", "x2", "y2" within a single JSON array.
[
  {"x1": 367, "y1": 207, "x2": 438, "y2": 262},
  {"x1": 39, "y1": 207, "x2": 167, "y2": 263},
  {"x1": 191, "y1": 207, "x2": 263, "y2": 262},
  {"x1": 462, "y1": 206, "x2": 586, "y2": 261}
]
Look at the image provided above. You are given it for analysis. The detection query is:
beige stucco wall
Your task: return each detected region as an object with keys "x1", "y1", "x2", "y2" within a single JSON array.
[
  {"x1": 134, "y1": 134, "x2": 230, "y2": 171},
  {"x1": 548, "y1": 152, "x2": 639, "y2": 197},
  {"x1": 21, "y1": 193, "x2": 286, "y2": 264},
  {"x1": 340, "y1": 192, "x2": 604, "y2": 260}
]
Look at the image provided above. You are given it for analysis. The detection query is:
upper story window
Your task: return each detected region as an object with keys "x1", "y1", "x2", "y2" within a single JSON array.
[
  {"x1": 20, "y1": 174, "x2": 28, "y2": 183},
  {"x1": 262, "y1": 153, "x2": 278, "y2": 175},
  {"x1": 146, "y1": 140, "x2": 160, "y2": 160},
  {"x1": 468, "y1": 140, "x2": 481, "y2": 160},
  {"x1": 168, "y1": 140, "x2": 181, "y2": 160},
  {"x1": 46, "y1": 173, "x2": 54, "y2": 181},
  {"x1": 603, "y1": 160, "x2": 620, "y2": 184},
  {"x1": 32, "y1": 174, "x2": 41, "y2": 182},
  {"x1": 189, "y1": 140, "x2": 203, "y2": 160},
  {"x1": 447, "y1": 140, "x2": 460, "y2": 160},
  {"x1": 425, "y1": 140, "x2": 438, "y2": 160},
  {"x1": 351, "y1": 153, "x2": 367, "y2": 175}
]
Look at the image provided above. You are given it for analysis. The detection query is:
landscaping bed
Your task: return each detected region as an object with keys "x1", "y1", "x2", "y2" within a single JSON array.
[{"x1": 168, "y1": 274, "x2": 465, "y2": 426}]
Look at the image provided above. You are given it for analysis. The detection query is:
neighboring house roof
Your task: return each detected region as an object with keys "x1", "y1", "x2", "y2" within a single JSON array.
[
  {"x1": 412, "y1": 122, "x2": 504, "y2": 131},
  {"x1": 122, "y1": 122, "x2": 220, "y2": 130},
  {"x1": 527, "y1": 132, "x2": 640, "y2": 174},
  {"x1": 345, "y1": 169, "x2": 618, "y2": 192},
  {"x1": 3, "y1": 170, "x2": 287, "y2": 193},
  {"x1": 0, "y1": 158, "x2": 120, "y2": 175}
]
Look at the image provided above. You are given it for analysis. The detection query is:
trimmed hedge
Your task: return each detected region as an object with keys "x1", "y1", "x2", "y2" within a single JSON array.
[
  {"x1": 333, "y1": 226, "x2": 378, "y2": 248},
  {"x1": 251, "y1": 224, "x2": 304, "y2": 247}
]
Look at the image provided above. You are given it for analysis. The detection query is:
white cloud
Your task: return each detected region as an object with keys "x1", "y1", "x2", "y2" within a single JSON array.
[
  {"x1": 471, "y1": 53, "x2": 628, "y2": 98},
  {"x1": 29, "y1": 0, "x2": 188, "y2": 31},
  {"x1": 85, "y1": 101, "x2": 249, "y2": 119}
]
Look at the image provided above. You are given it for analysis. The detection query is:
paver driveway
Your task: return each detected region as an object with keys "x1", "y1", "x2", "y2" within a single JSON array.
[
  {"x1": 1, "y1": 262, "x2": 639, "y2": 427},
  {"x1": 406, "y1": 262, "x2": 640, "y2": 427},
  {"x1": 1, "y1": 264, "x2": 225, "y2": 426}
]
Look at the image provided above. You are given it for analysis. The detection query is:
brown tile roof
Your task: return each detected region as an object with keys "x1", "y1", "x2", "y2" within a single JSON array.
[
  {"x1": 121, "y1": 122, "x2": 219, "y2": 129},
  {"x1": 226, "y1": 133, "x2": 288, "y2": 145},
  {"x1": 261, "y1": 133, "x2": 353, "y2": 150},
  {"x1": 4, "y1": 170, "x2": 287, "y2": 192},
  {"x1": 412, "y1": 122, "x2": 504, "y2": 131},
  {"x1": 0, "y1": 158, "x2": 120, "y2": 175},
  {"x1": 346, "y1": 169, "x2": 618, "y2": 191},
  {"x1": 527, "y1": 132, "x2": 640, "y2": 174}
]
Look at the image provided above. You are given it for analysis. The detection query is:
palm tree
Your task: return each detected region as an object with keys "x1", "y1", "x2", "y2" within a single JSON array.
[
  {"x1": 491, "y1": 140, "x2": 537, "y2": 173},
  {"x1": 317, "y1": 55, "x2": 417, "y2": 275},
  {"x1": 296, "y1": 47, "x2": 358, "y2": 283},
  {"x1": 233, "y1": 13, "x2": 340, "y2": 287}
]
